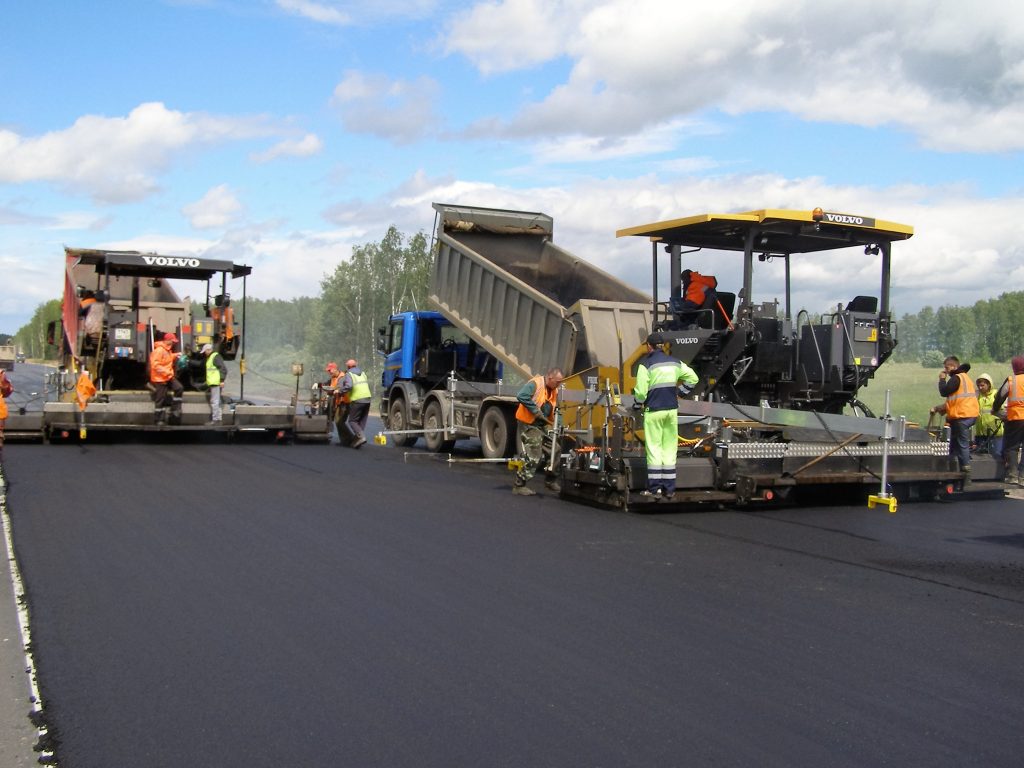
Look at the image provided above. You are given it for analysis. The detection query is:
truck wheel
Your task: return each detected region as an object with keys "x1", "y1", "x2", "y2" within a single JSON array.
[
  {"x1": 480, "y1": 406, "x2": 514, "y2": 459},
  {"x1": 388, "y1": 398, "x2": 417, "y2": 447},
  {"x1": 423, "y1": 400, "x2": 455, "y2": 453}
]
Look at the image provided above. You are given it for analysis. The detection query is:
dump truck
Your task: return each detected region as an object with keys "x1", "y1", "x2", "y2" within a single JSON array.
[
  {"x1": 378, "y1": 204, "x2": 653, "y2": 458},
  {"x1": 10, "y1": 247, "x2": 327, "y2": 442},
  {"x1": 380, "y1": 203, "x2": 985, "y2": 511},
  {"x1": 0, "y1": 344, "x2": 14, "y2": 372}
]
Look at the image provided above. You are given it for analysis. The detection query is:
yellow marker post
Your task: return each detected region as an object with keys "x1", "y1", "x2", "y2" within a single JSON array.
[{"x1": 867, "y1": 389, "x2": 898, "y2": 514}]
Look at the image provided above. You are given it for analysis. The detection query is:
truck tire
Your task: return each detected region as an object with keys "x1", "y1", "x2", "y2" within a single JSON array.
[
  {"x1": 423, "y1": 400, "x2": 455, "y2": 453},
  {"x1": 388, "y1": 398, "x2": 418, "y2": 447},
  {"x1": 480, "y1": 406, "x2": 515, "y2": 459}
]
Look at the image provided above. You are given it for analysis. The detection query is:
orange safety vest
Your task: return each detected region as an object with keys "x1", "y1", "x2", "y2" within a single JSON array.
[
  {"x1": 1005, "y1": 373, "x2": 1024, "y2": 422},
  {"x1": 945, "y1": 372, "x2": 980, "y2": 419},
  {"x1": 150, "y1": 341, "x2": 176, "y2": 383},
  {"x1": 515, "y1": 375, "x2": 557, "y2": 425},
  {"x1": 0, "y1": 376, "x2": 11, "y2": 420},
  {"x1": 684, "y1": 272, "x2": 717, "y2": 306}
]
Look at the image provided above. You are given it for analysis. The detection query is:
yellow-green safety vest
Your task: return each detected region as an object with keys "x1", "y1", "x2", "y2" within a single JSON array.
[
  {"x1": 348, "y1": 370, "x2": 371, "y2": 401},
  {"x1": 206, "y1": 352, "x2": 222, "y2": 386}
]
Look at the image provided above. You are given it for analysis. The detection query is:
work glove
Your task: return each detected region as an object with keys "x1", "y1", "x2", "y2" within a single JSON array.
[
  {"x1": 631, "y1": 400, "x2": 644, "y2": 411},
  {"x1": 678, "y1": 384, "x2": 693, "y2": 397}
]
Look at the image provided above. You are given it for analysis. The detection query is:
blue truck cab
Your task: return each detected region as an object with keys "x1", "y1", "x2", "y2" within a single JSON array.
[
  {"x1": 379, "y1": 311, "x2": 502, "y2": 392},
  {"x1": 377, "y1": 310, "x2": 514, "y2": 454}
]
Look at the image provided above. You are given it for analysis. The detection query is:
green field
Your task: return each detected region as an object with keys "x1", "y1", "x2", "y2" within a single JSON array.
[{"x1": 856, "y1": 361, "x2": 1010, "y2": 426}]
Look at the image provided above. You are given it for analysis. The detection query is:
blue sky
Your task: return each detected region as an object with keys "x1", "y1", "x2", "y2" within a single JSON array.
[{"x1": 2, "y1": 0, "x2": 1023, "y2": 333}]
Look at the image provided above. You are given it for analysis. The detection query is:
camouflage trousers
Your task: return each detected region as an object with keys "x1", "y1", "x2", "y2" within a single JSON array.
[{"x1": 515, "y1": 423, "x2": 556, "y2": 485}]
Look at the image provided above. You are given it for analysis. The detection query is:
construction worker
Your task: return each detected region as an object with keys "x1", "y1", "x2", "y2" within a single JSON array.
[
  {"x1": 79, "y1": 290, "x2": 105, "y2": 348},
  {"x1": 0, "y1": 368, "x2": 12, "y2": 461},
  {"x1": 973, "y1": 373, "x2": 1003, "y2": 461},
  {"x1": 150, "y1": 332, "x2": 184, "y2": 424},
  {"x1": 322, "y1": 362, "x2": 347, "y2": 443},
  {"x1": 201, "y1": 343, "x2": 228, "y2": 424},
  {"x1": 512, "y1": 367, "x2": 564, "y2": 496},
  {"x1": 633, "y1": 332, "x2": 699, "y2": 499},
  {"x1": 678, "y1": 270, "x2": 718, "y2": 311},
  {"x1": 991, "y1": 356, "x2": 1024, "y2": 485},
  {"x1": 339, "y1": 358, "x2": 371, "y2": 449},
  {"x1": 931, "y1": 355, "x2": 978, "y2": 478}
]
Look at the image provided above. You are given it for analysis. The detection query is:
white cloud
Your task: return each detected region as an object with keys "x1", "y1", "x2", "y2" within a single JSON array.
[
  {"x1": 356, "y1": 170, "x2": 1024, "y2": 318},
  {"x1": 251, "y1": 133, "x2": 324, "y2": 163},
  {"x1": 0, "y1": 102, "x2": 277, "y2": 203},
  {"x1": 444, "y1": 0, "x2": 1024, "y2": 152},
  {"x1": 276, "y1": 0, "x2": 440, "y2": 26},
  {"x1": 276, "y1": 0, "x2": 352, "y2": 26},
  {"x1": 182, "y1": 184, "x2": 245, "y2": 230},
  {"x1": 331, "y1": 71, "x2": 441, "y2": 144},
  {"x1": 441, "y1": 0, "x2": 584, "y2": 74}
]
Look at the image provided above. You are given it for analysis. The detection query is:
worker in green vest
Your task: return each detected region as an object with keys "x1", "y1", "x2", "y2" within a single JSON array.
[
  {"x1": 202, "y1": 343, "x2": 228, "y2": 424},
  {"x1": 340, "y1": 358, "x2": 372, "y2": 448},
  {"x1": 633, "y1": 332, "x2": 699, "y2": 499}
]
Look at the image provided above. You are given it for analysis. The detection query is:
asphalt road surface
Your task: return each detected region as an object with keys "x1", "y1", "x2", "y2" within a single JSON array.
[{"x1": 2, "y1": 434, "x2": 1023, "y2": 768}]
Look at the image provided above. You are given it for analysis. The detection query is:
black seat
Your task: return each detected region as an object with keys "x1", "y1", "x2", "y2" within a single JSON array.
[{"x1": 845, "y1": 295, "x2": 878, "y2": 313}]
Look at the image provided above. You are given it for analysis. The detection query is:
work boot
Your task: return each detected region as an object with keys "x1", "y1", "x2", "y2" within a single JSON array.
[
  {"x1": 512, "y1": 484, "x2": 536, "y2": 496},
  {"x1": 962, "y1": 465, "x2": 972, "y2": 489},
  {"x1": 1005, "y1": 472, "x2": 1019, "y2": 485},
  {"x1": 544, "y1": 479, "x2": 561, "y2": 493}
]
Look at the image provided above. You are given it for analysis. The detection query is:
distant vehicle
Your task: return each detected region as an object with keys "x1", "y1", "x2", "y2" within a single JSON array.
[{"x1": 16, "y1": 353, "x2": 26, "y2": 364}]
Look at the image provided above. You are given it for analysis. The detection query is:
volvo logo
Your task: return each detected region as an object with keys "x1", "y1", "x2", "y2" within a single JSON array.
[
  {"x1": 822, "y1": 212, "x2": 875, "y2": 227},
  {"x1": 142, "y1": 256, "x2": 201, "y2": 267}
]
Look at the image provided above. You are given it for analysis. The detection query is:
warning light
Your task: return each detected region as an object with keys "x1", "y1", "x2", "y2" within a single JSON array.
[
  {"x1": 764, "y1": 490, "x2": 775, "y2": 501},
  {"x1": 945, "y1": 484, "x2": 955, "y2": 495},
  {"x1": 812, "y1": 207, "x2": 824, "y2": 221},
  {"x1": 61, "y1": 430, "x2": 70, "y2": 439}
]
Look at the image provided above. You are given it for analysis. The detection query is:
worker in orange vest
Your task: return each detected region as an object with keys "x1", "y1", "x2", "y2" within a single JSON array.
[
  {"x1": 0, "y1": 368, "x2": 12, "y2": 461},
  {"x1": 512, "y1": 367, "x2": 564, "y2": 496},
  {"x1": 931, "y1": 355, "x2": 979, "y2": 479},
  {"x1": 991, "y1": 355, "x2": 1024, "y2": 485},
  {"x1": 150, "y1": 332, "x2": 184, "y2": 424},
  {"x1": 678, "y1": 270, "x2": 718, "y2": 311}
]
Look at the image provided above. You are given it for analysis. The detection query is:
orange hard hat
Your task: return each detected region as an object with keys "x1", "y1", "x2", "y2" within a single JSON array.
[
  {"x1": 346, "y1": 359, "x2": 357, "y2": 369},
  {"x1": 163, "y1": 332, "x2": 178, "y2": 342}
]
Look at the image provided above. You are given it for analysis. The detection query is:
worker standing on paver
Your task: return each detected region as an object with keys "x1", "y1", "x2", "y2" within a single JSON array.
[
  {"x1": 202, "y1": 343, "x2": 228, "y2": 424},
  {"x1": 991, "y1": 356, "x2": 1024, "y2": 485},
  {"x1": 932, "y1": 355, "x2": 978, "y2": 481},
  {"x1": 150, "y1": 332, "x2": 183, "y2": 424},
  {"x1": 633, "y1": 333, "x2": 699, "y2": 499}
]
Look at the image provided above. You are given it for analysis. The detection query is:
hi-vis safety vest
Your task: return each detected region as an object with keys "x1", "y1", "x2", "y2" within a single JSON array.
[
  {"x1": 515, "y1": 375, "x2": 557, "y2": 425},
  {"x1": 945, "y1": 372, "x2": 980, "y2": 419},
  {"x1": 347, "y1": 371, "x2": 371, "y2": 402},
  {"x1": 205, "y1": 352, "x2": 222, "y2": 386},
  {"x1": 1006, "y1": 373, "x2": 1024, "y2": 422},
  {"x1": 0, "y1": 376, "x2": 10, "y2": 420}
]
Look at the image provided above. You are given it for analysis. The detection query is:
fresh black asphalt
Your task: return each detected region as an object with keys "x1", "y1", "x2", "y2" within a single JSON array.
[{"x1": 3, "y1": 435, "x2": 1024, "y2": 767}]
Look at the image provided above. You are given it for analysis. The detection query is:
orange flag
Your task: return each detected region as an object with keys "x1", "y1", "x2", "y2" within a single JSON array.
[{"x1": 76, "y1": 372, "x2": 96, "y2": 411}]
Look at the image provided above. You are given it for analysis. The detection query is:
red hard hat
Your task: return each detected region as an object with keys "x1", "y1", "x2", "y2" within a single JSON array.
[
  {"x1": 164, "y1": 332, "x2": 178, "y2": 342},
  {"x1": 346, "y1": 359, "x2": 357, "y2": 369},
  {"x1": 325, "y1": 362, "x2": 338, "y2": 372}
]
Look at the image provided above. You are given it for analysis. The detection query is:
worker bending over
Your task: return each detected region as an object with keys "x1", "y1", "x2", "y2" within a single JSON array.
[{"x1": 512, "y1": 367, "x2": 564, "y2": 496}]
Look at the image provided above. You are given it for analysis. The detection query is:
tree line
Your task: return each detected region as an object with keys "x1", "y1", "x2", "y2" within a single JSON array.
[{"x1": 892, "y1": 291, "x2": 1024, "y2": 364}]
